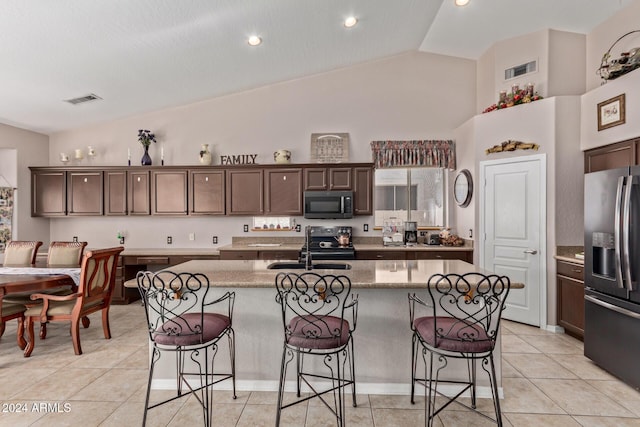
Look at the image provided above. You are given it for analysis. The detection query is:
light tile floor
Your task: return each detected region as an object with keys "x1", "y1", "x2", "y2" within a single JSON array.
[{"x1": 1, "y1": 305, "x2": 639, "y2": 426}]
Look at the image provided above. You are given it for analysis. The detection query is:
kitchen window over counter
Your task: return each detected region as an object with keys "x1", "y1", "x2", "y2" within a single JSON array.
[{"x1": 374, "y1": 168, "x2": 446, "y2": 228}]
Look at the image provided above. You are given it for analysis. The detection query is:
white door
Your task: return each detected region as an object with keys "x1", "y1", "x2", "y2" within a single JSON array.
[{"x1": 480, "y1": 155, "x2": 546, "y2": 327}]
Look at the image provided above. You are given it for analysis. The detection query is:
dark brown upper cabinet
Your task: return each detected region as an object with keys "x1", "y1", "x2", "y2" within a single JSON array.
[
  {"x1": 190, "y1": 170, "x2": 225, "y2": 215},
  {"x1": 31, "y1": 169, "x2": 67, "y2": 217},
  {"x1": 304, "y1": 167, "x2": 351, "y2": 191},
  {"x1": 265, "y1": 168, "x2": 303, "y2": 215},
  {"x1": 67, "y1": 170, "x2": 103, "y2": 216},
  {"x1": 151, "y1": 170, "x2": 188, "y2": 215},
  {"x1": 353, "y1": 166, "x2": 373, "y2": 215},
  {"x1": 584, "y1": 138, "x2": 640, "y2": 173},
  {"x1": 104, "y1": 170, "x2": 128, "y2": 215},
  {"x1": 128, "y1": 170, "x2": 151, "y2": 215},
  {"x1": 226, "y1": 169, "x2": 263, "y2": 215}
]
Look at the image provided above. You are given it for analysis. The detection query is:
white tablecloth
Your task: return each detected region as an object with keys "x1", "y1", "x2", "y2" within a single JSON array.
[{"x1": 0, "y1": 267, "x2": 81, "y2": 286}]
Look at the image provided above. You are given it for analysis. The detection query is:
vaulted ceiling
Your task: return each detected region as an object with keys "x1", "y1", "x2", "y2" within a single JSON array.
[{"x1": 0, "y1": 0, "x2": 632, "y2": 134}]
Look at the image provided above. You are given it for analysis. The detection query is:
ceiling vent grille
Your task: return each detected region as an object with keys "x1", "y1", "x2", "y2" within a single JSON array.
[
  {"x1": 64, "y1": 93, "x2": 102, "y2": 105},
  {"x1": 504, "y1": 60, "x2": 537, "y2": 81}
]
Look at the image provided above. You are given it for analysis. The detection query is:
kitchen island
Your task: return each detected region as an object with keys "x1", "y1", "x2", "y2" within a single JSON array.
[{"x1": 125, "y1": 259, "x2": 522, "y2": 397}]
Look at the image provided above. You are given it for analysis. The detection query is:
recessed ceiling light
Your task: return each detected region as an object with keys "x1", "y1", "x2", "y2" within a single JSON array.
[
  {"x1": 455, "y1": 0, "x2": 470, "y2": 6},
  {"x1": 248, "y1": 36, "x2": 262, "y2": 46},
  {"x1": 344, "y1": 16, "x2": 358, "y2": 28}
]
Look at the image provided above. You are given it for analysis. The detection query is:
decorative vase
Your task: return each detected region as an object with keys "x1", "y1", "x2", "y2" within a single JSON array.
[
  {"x1": 199, "y1": 144, "x2": 212, "y2": 165},
  {"x1": 141, "y1": 145, "x2": 152, "y2": 165}
]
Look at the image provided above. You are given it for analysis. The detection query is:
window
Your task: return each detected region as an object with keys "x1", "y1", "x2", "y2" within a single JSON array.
[{"x1": 374, "y1": 168, "x2": 445, "y2": 227}]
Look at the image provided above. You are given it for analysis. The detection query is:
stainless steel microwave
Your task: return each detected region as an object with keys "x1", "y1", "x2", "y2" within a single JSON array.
[{"x1": 303, "y1": 191, "x2": 353, "y2": 219}]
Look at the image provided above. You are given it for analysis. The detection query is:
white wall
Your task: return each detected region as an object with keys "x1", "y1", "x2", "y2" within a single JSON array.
[
  {"x1": 48, "y1": 51, "x2": 476, "y2": 248},
  {"x1": 454, "y1": 97, "x2": 583, "y2": 326},
  {"x1": 0, "y1": 124, "x2": 49, "y2": 245},
  {"x1": 586, "y1": 0, "x2": 640, "y2": 91}
]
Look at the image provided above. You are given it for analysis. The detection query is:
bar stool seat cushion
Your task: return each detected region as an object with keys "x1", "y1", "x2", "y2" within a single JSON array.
[
  {"x1": 287, "y1": 315, "x2": 350, "y2": 350},
  {"x1": 154, "y1": 312, "x2": 230, "y2": 346},
  {"x1": 413, "y1": 316, "x2": 492, "y2": 353}
]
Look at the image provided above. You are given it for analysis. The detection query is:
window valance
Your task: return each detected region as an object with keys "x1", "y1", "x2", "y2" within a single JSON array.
[{"x1": 370, "y1": 140, "x2": 456, "y2": 169}]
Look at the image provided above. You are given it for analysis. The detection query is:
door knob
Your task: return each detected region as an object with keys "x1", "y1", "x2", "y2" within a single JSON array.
[{"x1": 523, "y1": 249, "x2": 538, "y2": 254}]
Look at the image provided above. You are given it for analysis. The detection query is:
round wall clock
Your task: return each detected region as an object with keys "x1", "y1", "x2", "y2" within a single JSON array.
[{"x1": 454, "y1": 169, "x2": 473, "y2": 208}]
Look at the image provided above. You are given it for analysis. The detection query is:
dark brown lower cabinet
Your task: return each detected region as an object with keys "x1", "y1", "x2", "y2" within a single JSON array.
[
  {"x1": 556, "y1": 260, "x2": 585, "y2": 340},
  {"x1": 112, "y1": 254, "x2": 221, "y2": 304},
  {"x1": 356, "y1": 249, "x2": 472, "y2": 262}
]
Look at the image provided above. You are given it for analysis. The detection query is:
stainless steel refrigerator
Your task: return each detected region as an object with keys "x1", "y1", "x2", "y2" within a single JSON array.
[{"x1": 584, "y1": 166, "x2": 640, "y2": 390}]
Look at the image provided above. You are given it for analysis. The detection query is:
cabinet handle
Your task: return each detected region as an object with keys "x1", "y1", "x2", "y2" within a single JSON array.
[
  {"x1": 83, "y1": 178, "x2": 88, "y2": 183},
  {"x1": 283, "y1": 176, "x2": 287, "y2": 181},
  {"x1": 137, "y1": 177, "x2": 141, "y2": 182},
  {"x1": 205, "y1": 176, "x2": 209, "y2": 182},
  {"x1": 571, "y1": 269, "x2": 582, "y2": 273}
]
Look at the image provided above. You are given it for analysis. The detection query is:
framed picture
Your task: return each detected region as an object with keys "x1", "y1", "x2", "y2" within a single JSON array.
[
  {"x1": 597, "y1": 94, "x2": 626, "y2": 131},
  {"x1": 310, "y1": 133, "x2": 349, "y2": 163}
]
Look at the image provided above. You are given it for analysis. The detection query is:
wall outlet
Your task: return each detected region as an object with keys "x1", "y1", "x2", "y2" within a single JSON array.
[
  {"x1": 420, "y1": 231, "x2": 427, "y2": 237},
  {"x1": 167, "y1": 236, "x2": 172, "y2": 244},
  {"x1": 363, "y1": 224, "x2": 369, "y2": 232},
  {"x1": 189, "y1": 232, "x2": 195, "y2": 241},
  {"x1": 295, "y1": 224, "x2": 301, "y2": 232},
  {"x1": 119, "y1": 237, "x2": 125, "y2": 245},
  {"x1": 243, "y1": 224, "x2": 249, "y2": 232},
  {"x1": 73, "y1": 236, "x2": 78, "y2": 242},
  {"x1": 212, "y1": 236, "x2": 218, "y2": 244}
]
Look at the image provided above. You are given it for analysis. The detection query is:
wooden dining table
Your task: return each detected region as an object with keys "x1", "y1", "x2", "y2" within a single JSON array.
[{"x1": 0, "y1": 267, "x2": 80, "y2": 349}]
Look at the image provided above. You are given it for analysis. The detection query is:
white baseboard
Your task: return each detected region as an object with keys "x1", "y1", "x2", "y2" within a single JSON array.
[
  {"x1": 544, "y1": 324, "x2": 565, "y2": 334},
  {"x1": 151, "y1": 379, "x2": 504, "y2": 399}
]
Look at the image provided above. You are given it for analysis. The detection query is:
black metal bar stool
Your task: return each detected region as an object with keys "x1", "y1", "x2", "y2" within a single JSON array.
[
  {"x1": 408, "y1": 272, "x2": 511, "y2": 426},
  {"x1": 274, "y1": 271, "x2": 358, "y2": 427},
  {"x1": 137, "y1": 270, "x2": 236, "y2": 427}
]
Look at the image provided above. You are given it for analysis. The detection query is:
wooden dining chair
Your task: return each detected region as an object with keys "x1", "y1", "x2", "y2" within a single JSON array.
[
  {"x1": 0, "y1": 302, "x2": 28, "y2": 349},
  {"x1": 408, "y1": 272, "x2": 511, "y2": 427},
  {"x1": 47, "y1": 241, "x2": 88, "y2": 266},
  {"x1": 2, "y1": 241, "x2": 43, "y2": 266},
  {"x1": 23, "y1": 246, "x2": 124, "y2": 357}
]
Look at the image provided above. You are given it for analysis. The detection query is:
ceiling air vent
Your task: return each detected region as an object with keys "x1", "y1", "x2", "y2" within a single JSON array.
[
  {"x1": 504, "y1": 60, "x2": 537, "y2": 81},
  {"x1": 64, "y1": 93, "x2": 102, "y2": 105}
]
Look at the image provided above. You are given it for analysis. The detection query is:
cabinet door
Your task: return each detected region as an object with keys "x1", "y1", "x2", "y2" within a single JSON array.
[
  {"x1": 353, "y1": 166, "x2": 373, "y2": 215},
  {"x1": 226, "y1": 169, "x2": 263, "y2": 215},
  {"x1": 413, "y1": 250, "x2": 473, "y2": 262},
  {"x1": 557, "y1": 261, "x2": 585, "y2": 339},
  {"x1": 151, "y1": 170, "x2": 188, "y2": 215},
  {"x1": 329, "y1": 167, "x2": 352, "y2": 190},
  {"x1": 219, "y1": 250, "x2": 259, "y2": 260},
  {"x1": 355, "y1": 250, "x2": 406, "y2": 260},
  {"x1": 304, "y1": 168, "x2": 328, "y2": 190},
  {"x1": 31, "y1": 170, "x2": 66, "y2": 216},
  {"x1": 128, "y1": 171, "x2": 150, "y2": 215},
  {"x1": 190, "y1": 170, "x2": 225, "y2": 215},
  {"x1": 584, "y1": 139, "x2": 636, "y2": 173},
  {"x1": 265, "y1": 168, "x2": 303, "y2": 215},
  {"x1": 67, "y1": 171, "x2": 103, "y2": 216},
  {"x1": 104, "y1": 170, "x2": 128, "y2": 216}
]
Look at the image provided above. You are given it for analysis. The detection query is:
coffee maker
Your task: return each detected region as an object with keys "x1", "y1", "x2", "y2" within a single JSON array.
[{"x1": 404, "y1": 221, "x2": 418, "y2": 246}]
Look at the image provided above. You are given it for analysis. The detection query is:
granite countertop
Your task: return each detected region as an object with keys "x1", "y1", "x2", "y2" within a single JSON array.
[
  {"x1": 555, "y1": 245, "x2": 584, "y2": 265},
  {"x1": 120, "y1": 248, "x2": 221, "y2": 256},
  {"x1": 124, "y1": 259, "x2": 523, "y2": 290}
]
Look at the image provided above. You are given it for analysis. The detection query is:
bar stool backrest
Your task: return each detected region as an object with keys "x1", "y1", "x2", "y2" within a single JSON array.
[{"x1": 425, "y1": 272, "x2": 511, "y2": 352}]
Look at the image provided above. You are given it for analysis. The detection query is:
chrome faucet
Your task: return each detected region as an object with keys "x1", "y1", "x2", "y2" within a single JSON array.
[{"x1": 304, "y1": 225, "x2": 313, "y2": 270}]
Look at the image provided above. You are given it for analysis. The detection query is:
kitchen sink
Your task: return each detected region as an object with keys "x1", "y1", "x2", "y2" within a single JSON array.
[{"x1": 267, "y1": 262, "x2": 352, "y2": 270}]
